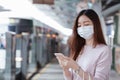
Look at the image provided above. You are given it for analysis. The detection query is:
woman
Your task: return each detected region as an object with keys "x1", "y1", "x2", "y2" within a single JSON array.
[{"x1": 55, "y1": 9, "x2": 112, "y2": 80}]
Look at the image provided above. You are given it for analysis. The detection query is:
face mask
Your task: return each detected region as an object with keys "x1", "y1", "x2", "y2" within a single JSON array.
[{"x1": 77, "y1": 25, "x2": 94, "y2": 39}]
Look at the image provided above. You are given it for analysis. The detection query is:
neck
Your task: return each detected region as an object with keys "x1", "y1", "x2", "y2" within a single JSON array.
[{"x1": 85, "y1": 37, "x2": 94, "y2": 46}]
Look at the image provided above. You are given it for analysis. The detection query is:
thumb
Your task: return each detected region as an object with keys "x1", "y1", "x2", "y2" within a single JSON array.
[
  {"x1": 56, "y1": 57, "x2": 61, "y2": 63},
  {"x1": 63, "y1": 56, "x2": 70, "y2": 60}
]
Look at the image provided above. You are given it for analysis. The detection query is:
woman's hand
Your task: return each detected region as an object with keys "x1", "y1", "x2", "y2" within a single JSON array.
[
  {"x1": 54, "y1": 53, "x2": 68, "y2": 69},
  {"x1": 55, "y1": 53, "x2": 79, "y2": 70}
]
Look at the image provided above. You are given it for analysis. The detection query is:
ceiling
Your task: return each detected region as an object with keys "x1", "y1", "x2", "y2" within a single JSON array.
[
  {"x1": 0, "y1": 0, "x2": 120, "y2": 31},
  {"x1": 102, "y1": 0, "x2": 120, "y2": 11},
  {"x1": 32, "y1": 0, "x2": 83, "y2": 29},
  {"x1": 101, "y1": 0, "x2": 120, "y2": 17},
  {"x1": 0, "y1": 0, "x2": 88, "y2": 30}
]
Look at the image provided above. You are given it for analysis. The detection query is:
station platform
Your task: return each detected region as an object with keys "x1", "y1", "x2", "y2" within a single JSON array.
[
  {"x1": 30, "y1": 58, "x2": 64, "y2": 80},
  {"x1": 29, "y1": 58, "x2": 120, "y2": 80}
]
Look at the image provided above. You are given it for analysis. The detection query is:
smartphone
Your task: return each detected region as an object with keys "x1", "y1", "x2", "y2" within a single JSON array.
[{"x1": 54, "y1": 53, "x2": 64, "y2": 57}]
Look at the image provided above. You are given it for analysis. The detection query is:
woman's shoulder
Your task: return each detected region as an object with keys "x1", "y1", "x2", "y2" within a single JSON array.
[
  {"x1": 96, "y1": 44, "x2": 112, "y2": 64},
  {"x1": 96, "y1": 44, "x2": 112, "y2": 56},
  {"x1": 96, "y1": 44, "x2": 111, "y2": 50}
]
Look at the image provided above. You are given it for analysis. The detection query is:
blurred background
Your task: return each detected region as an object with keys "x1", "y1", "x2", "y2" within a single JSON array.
[{"x1": 0, "y1": 0, "x2": 120, "y2": 80}]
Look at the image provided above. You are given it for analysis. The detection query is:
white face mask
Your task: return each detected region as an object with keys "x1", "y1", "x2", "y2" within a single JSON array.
[{"x1": 77, "y1": 25, "x2": 94, "y2": 39}]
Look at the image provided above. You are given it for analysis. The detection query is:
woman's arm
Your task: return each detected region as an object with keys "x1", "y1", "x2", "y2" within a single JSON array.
[{"x1": 92, "y1": 46, "x2": 112, "y2": 80}]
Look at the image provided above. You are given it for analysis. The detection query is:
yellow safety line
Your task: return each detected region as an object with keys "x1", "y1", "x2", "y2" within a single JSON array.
[
  {"x1": 39, "y1": 63, "x2": 51, "y2": 74},
  {"x1": 32, "y1": 58, "x2": 57, "y2": 80},
  {"x1": 32, "y1": 63, "x2": 51, "y2": 80},
  {"x1": 39, "y1": 58, "x2": 56, "y2": 75}
]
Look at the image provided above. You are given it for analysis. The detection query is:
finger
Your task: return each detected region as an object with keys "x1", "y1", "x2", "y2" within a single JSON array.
[
  {"x1": 56, "y1": 57, "x2": 63, "y2": 65},
  {"x1": 62, "y1": 56, "x2": 70, "y2": 61},
  {"x1": 56, "y1": 57, "x2": 67, "y2": 68},
  {"x1": 56, "y1": 57, "x2": 61, "y2": 62},
  {"x1": 56, "y1": 56, "x2": 69, "y2": 68},
  {"x1": 54, "y1": 53, "x2": 64, "y2": 58},
  {"x1": 56, "y1": 55, "x2": 64, "y2": 61},
  {"x1": 62, "y1": 60, "x2": 68, "y2": 66}
]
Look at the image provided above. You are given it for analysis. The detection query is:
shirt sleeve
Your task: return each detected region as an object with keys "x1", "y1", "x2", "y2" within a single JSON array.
[{"x1": 94, "y1": 46, "x2": 112, "y2": 80}]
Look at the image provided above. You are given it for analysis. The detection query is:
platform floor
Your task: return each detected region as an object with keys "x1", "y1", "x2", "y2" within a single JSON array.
[
  {"x1": 32, "y1": 58, "x2": 64, "y2": 80},
  {"x1": 31, "y1": 58, "x2": 120, "y2": 80}
]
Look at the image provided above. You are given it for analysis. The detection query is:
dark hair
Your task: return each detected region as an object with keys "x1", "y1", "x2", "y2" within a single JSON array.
[{"x1": 70, "y1": 9, "x2": 106, "y2": 60}]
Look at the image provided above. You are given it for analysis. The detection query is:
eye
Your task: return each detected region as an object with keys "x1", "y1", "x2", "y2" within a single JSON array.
[
  {"x1": 78, "y1": 22, "x2": 81, "y2": 27},
  {"x1": 78, "y1": 24, "x2": 81, "y2": 27},
  {"x1": 84, "y1": 24, "x2": 91, "y2": 26}
]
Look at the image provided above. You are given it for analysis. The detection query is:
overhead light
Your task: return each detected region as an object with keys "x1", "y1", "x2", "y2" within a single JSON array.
[
  {"x1": 76, "y1": 1, "x2": 88, "y2": 13},
  {"x1": 33, "y1": 0, "x2": 54, "y2": 4},
  {"x1": 88, "y1": 2, "x2": 93, "y2": 8},
  {"x1": 46, "y1": 33, "x2": 51, "y2": 38}
]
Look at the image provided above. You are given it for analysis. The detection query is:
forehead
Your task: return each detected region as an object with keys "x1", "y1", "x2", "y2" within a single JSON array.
[{"x1": 78, "y1": 15, "x2": 92, "y2": 23}]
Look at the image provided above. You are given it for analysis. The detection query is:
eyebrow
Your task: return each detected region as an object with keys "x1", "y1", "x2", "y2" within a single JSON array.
[
  {"x1": 78, "y1": 20, "x2": 91, "y2": 24},
  {"x1": 84, "y1": 21, "x2": 90, "y2": 23}
]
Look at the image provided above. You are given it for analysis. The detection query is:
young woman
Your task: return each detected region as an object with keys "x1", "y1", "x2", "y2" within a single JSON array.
[{"x1": 55, "y1": 9, "x2": 112, "y2": 80}]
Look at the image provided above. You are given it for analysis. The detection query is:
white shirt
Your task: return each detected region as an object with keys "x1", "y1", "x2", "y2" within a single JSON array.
[{"x1": 64, "y1": 44, "x2": 112, "y2": 80}]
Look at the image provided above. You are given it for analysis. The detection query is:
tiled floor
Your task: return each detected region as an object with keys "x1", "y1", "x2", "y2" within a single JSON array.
[{"x1": 32, "y1": 58, "x2": 120, "y2": 80}]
